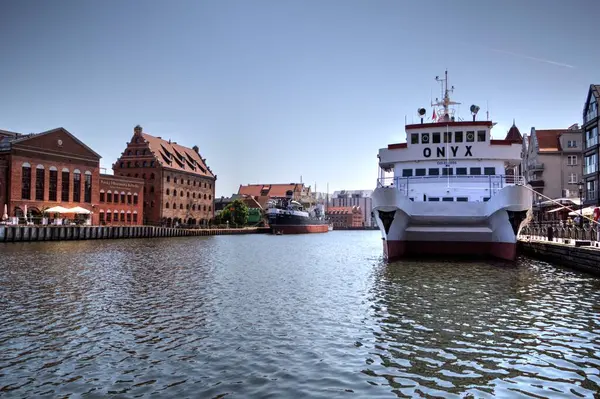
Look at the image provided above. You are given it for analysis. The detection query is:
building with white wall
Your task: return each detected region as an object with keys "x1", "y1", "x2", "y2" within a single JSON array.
[{"x1": 330, "y1": 190, "x2": 373, "y2": 226}]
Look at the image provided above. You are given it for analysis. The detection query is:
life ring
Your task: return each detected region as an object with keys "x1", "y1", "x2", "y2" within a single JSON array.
[{"x1": 593, "y1": 207, "x2": 600, "y2": 222}]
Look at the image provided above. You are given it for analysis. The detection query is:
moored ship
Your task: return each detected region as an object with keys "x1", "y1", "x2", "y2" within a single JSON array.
[
  {"x1": 372, "y1": 70, "x2": 533, "y2": 261},
  {"x1": 266, "y1": 191, "x2": 329, "y2": 234}
]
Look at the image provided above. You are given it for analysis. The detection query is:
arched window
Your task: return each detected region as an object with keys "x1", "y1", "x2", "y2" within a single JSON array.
[
  {"x1": 48, "y1": 166, "x2": 58, "y2": 201},
  {"x1": 203, "y1": 205, "x2": 207, "y2": 211},
  {"x1": 84, "y1": 171, "x2": 92, "y2": 203},
  {"x1": 120, "y1": 162, "x2": 124, "y2": 168},
  {"x1": 106, "y1": 210, "x2": 112, "y2": 223},
  {"x1": 193, "y1": 193, "x2": 196, "y2": 198},
  {"x1": 166, "y1": 189, "x2": 170, "y2": 195},
  {"x1": 73, "y1": 169, "x2": 81, "y2": 202},
  {"x1": 180, "y1": 191, "x2": 184, "y2": 197},
  {"x1": 127, "y1": 192, "x2": 132, "y2": 204},
  {"x1": 166, "y1": 202, "x2": 170, "y2": 209},
  {"x1": 180, "y1": 204, "x2": 183, "y2": 209},
  {"x1": 100, "y1": 189, "x2": 105, "y2": 202},
  {"x1": 120, "y1": 210, "x2": 125, "y2": 222},
  {"x1": 172, "y1": 190, "x2": 176, "y2": 197},
  {"x1": 174, "y1": 177, "x2": 177, "y2": 184},
  {"x1": 21, "y1": 163, "x2": 31, "y2": 199},
  {"x1": 172, "y1": 202, "x2": 176, "y2": 209},
  {"x1": 186, "y1": 204, "x2": 190, "y2": 210},
  {"x1": 187, "y1": 192, "x2": 190, "y2": 198},
  {"x1": 61, "y1": 167, "x2": 70, "y2": 202},
  {"x1": 187, "y1": 179, "x2": 190, "y2": 185},
  {"x1": 114, "y1": 211, "x2": 119, "y2": 222},
  {"x1": 166, "y1": 176, "x2": 171, "y2": 182},
  {"x1": 135, "y1": 161, "x2": 140, "y2": 168},
  {"x1": 209, "y1": 194, "x2": 212, "y2": 200},
  {"x1": 134, "y1": 173, "x2": 139, "y2": 178},
  {"x1": 208, "y1": 205, "x2": 211, "y2": 211},
  {"x1": 133, "y1": 193, "x2": 138, "y2": 205},
  {"x1": 150, "y1": 161, "x2": 155, "y2": 167},
  {"x1": 127, "y1": 150, "x2": 132, "y2": 156},
  {"x1": 143, "y1": 161, "x2": 147, "y2": 167},
  {"x1": 204, "y1": 194, "x2": 207, "y2": 200},
  {"x1": 34, "y1": 164, "x2": 45, "y2": 201},
  {"x1": 192, "y1": 204, "x2": 196, "y2": 211},
  {"x1": 136, "y1": 150, "x2": 140, "y2": 156},
  {"x1": 126, "y1": 211, "x2": 132, "y2": 223},
  {"x1": 127, "y1": 161, "x2": 131, "y2": 168},
  {"x1": 106, "y1": 190, "x2": 112, "y2": 203},
  {"x1": 150, "y1": 186, "x2": 155, "y2": 193}
]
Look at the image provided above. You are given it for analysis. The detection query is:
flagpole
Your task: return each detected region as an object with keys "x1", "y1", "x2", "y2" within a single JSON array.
[{"x1": 446, "y1": 123, "x2": 450, "y2": 189}]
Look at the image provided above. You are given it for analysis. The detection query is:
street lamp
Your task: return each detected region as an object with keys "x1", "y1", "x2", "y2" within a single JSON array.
[{"x1": 578, "y1": 180, "x2": 584, "y2": 227}]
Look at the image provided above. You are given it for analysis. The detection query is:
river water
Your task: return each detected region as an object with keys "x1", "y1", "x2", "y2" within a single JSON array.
[{"x1": 1, "y1": 231, "x2": 600, "y2": 398}]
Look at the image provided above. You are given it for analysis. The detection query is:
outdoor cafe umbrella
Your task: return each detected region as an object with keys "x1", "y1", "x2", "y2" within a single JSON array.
[
  {"x1": 2, "y1": 204, "x2": 7, "y2": 221},
  {"x1": 68, "y1": 206, "x2": 92, "y2": 214},
  {"x1": 45, "y1": 206, "x2": 71, "y2": 214}
]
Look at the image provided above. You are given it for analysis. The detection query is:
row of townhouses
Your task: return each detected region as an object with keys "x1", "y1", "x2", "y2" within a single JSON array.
[{"x1": 521, "y1": 84, "x2": 600, "y2": 209}]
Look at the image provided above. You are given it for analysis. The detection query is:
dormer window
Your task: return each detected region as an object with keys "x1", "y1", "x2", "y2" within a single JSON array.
[
  {"x1": 411, "y1": 134, "x2": 419, "y2": 144},
  {"x1": 432, "y1": 132, "x2": 441, "y2": 143}
]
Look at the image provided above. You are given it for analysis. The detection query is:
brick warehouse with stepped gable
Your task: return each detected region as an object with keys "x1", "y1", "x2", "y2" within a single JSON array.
[{"x1": 112, "y1": 125, "x2": 216, "y2": 227}]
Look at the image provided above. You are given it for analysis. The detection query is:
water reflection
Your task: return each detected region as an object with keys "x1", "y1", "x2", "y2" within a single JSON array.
[
  {"x1": 366, "y1": 256, "x2": 600, "y2": 397},
  {"x1": 1, "y1": 233, "x2": 600, "y2": 398}
]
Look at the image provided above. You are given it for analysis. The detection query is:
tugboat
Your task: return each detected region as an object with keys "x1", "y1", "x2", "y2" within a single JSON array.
[
  {"x1": 266, "y1": 190, "x2": 329, "y2": 234},
  {"x1": 371, "y1": 70, "x2": 533, "y2": 261}
]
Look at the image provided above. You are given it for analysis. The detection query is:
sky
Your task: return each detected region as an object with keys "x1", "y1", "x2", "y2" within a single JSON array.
[{"x1": 1, "y1": 0, "x2": 600, "y2": 197}]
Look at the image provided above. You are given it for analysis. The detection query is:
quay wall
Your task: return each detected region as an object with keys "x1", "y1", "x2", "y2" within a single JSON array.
[
  {"x1": 518, "y1": 239, "x2": 600, "y2": 275},
  {"x1": 0, "y1": 225, "x2": 270, "y2": 243}
]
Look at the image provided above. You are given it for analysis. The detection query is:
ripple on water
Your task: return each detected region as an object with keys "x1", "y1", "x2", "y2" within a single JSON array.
[{"x1": 1, "y1": 234, "x2": 600, "y2": 398}]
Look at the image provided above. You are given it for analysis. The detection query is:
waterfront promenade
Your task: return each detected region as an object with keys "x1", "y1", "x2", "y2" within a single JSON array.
[
  {"x1": 0, "y1": 224, "x2": 269, "y2": 242},
  {"x1": 518, "y1": 222, "x2": 600, "y2": 275}
]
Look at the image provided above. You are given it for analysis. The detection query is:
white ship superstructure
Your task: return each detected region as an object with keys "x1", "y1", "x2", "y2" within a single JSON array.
[{"x1": 372, "y1": 71, "x2": 533, "y2": 261}]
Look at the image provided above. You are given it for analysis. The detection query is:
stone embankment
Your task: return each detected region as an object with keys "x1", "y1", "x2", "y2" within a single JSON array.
[
  {"x1": 0, "y1": 225, "x2": 270, "y2": 243},
  {"x1": 518, "y1": 238, "x2": 600, "y2": 275}
]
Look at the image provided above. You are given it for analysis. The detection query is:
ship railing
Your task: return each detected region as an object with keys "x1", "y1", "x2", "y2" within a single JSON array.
[{"x1": 376, "y1": 175, "x2": 525, "y2": 194}]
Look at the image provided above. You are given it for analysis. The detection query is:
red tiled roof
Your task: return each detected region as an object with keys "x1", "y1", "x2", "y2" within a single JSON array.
[
  {"x1": 141, "y1": 132, "x2": 214, "y2": 178},
  {"x1": 534, "y1": 129, "x2": 563, "y2": 152},
  {"x1": 238, "y1": 183, "x2": 304, "y2": 198},
  {"x1": 505, "y1": 122, "x2": 523, "y2": 143}
]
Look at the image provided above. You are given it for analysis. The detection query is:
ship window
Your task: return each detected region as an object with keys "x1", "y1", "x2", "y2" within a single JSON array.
[
  {"x1": 456, "y1": 197, "x2": 468, "y2": 202},
  {"x1": 421, "y1": 133, "x2": 430, "y2": 144},
  {"x1": 483, "y1": 197, "x2": 491, "y2": 202},
  {"x1": 484, "y1": 167, "x2": 495, "y2": 175},
  {"x1": 477, "y1": 130, "x2": 486, "y2": 142},
  {"x1": 415, "y1": 168, "x2": 426, "y2": 176},
  {"x1": 428, "y1": 168, "x2": 439, "y2": 176},
  {"x1": 456, "y1": 168, "x2": 467, "y2": 175},
  {"x1": 442, "y1": 197, "x2": 453, "y2": 202},
  {"x1": 409, "y1": 198, "x2": 414, "y2": 202},
  {"x1": 432, "y1": 132, "x2": 441, "y2": 143},
  {"x1": 466, "y1": 131, "x2": 475, "y2": 142},
  {"x1": 402, "y1": 169, "x2": 413, "y2": 177},
  {"x1": 442, "y1": 167, "x2": 453, "y2": 175},
  {"x1": 411, "y1": 134, "x2": 419, "y2": 144},
  {"x1": 455, "y1": 131, "x2": 463, "y2": 142},
  {"x1": 470, "y1": 167, "x2": 482, "y2": 175},
  {"x1": 443, "y1": 132, "x2": 451, "y2": 143},
  {"x1": 428, "y1": 197, "x2": 440, "y2": 202}
]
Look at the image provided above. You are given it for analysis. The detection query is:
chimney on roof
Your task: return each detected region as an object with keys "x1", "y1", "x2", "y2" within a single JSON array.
[
  {"x1": 192, "y1": 145, "x2": 199, "y2": 153},
  {"x1": 134, "y1": 125, "x2": 142, "y2": 135}
]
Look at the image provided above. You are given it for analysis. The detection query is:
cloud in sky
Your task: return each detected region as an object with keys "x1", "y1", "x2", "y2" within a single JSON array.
[{"x1": 489, "y1": 48, "x2": 575, "y2": 69}]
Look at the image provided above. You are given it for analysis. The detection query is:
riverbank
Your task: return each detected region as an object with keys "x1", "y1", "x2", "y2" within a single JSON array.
[
  {"x1": 518, "y1": 239, "x2": 600, "y2": 275},
  {"x1": 0, "y1": 225, "x2": 270, "y2": 243}
]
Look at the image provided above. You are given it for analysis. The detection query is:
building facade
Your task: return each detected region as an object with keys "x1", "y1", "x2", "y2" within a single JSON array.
[
  {"x1": 326, "y1": 206, "x2": 363, "y2": 228},
  {"x1": 0, "y1": 127, "x2": 102, "y2": 223},
  {"x1": 582, "y1": 85, "x2": 600, "y2": 207},
  {"x1": 98, "y1": 174, "x2": 145, "y2": 225},
  {"x1": 238, "y1": 183, "x2": 310, "y2": 208},
  {"x1": 330, "y1": 190, "x2": 373, "y2": 226},
  {"x1": 522, "y1": 124, "x2": 583, "y2": 199},
  {"x1": 112, "y1": 125, "x2": 216, "y2": 226}
]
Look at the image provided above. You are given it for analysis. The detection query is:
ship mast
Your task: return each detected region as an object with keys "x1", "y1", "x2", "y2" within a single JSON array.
[{"x1": 431, "y1": 70, "x2": 461, "y2": 123}]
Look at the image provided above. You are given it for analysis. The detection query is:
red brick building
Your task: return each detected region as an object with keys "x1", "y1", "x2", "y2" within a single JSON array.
[
  {"x1": 0, "y1": 127, "x2": 101, "y2": 223},
  {"x1": 326, "y1": 206, "x2": 363, "y2": 228},
  {"x1": 112, "y1": 125, "x2": 216, "y2": 226},
  {"x1": 98, "y1": 174, "x2": 144, "y2": 225}
]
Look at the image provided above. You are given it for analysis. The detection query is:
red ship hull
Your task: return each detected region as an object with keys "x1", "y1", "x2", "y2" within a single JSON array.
[
  {"x1": 383, "y1": 240, "x2": 516, "y2": 261},
  {"x1": 271, "y1": 224, "x2": 330, "y2": 234}
]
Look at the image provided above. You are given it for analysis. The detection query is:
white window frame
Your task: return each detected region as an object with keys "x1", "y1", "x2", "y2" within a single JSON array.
[
  {"x1": 569, "y1": 173, "x2": 578, "y2": 184},
  {"x1": 568, "y1": 155, "x2": 578, "y2": 166}
]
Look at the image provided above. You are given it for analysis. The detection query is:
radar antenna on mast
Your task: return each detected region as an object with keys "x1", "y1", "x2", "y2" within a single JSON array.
[{"x1": 431, "y1": 70, "x2": 461, "y2": 123}]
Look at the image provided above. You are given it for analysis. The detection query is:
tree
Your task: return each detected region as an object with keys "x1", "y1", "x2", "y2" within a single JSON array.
[{"x1": 219, "y1": 199, "x2": 248, "y2": 226}]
